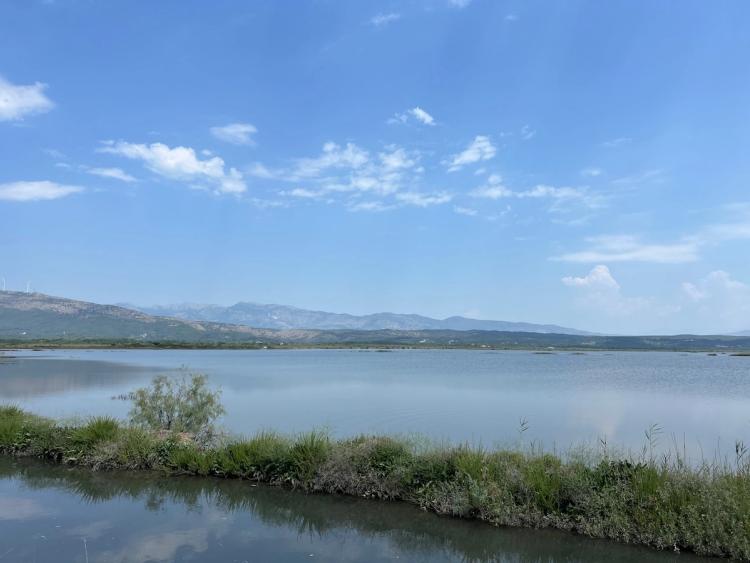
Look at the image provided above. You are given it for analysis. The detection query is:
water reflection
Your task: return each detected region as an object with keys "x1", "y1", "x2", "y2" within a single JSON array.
[
  {"x1": 0, "y1": 458, "x2": 713, "y2": 563},
  {"x1": 0, "y1": 357, "x2": 150, "y2": 399}
]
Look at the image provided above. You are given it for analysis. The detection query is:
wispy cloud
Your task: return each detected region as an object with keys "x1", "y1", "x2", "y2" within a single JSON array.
[
  {"x1": 553, "y1": 235, "x2": 700, "y2": 264},
  {"x1": 581, "y1": 167, "x2": 602, "y2": 177},
  {"x1": 210, "y1": 122, "x2": 257, "y2": 145},
  {"x1": 449, "y1": 0, "x2": 472, "y2": 8},
  {"x1": 388, "y1": 106, "x2": 436, "y2": 126},
  {"x1": 0, "y1": 75, "x2": 54, "y2": 121},
  {"x1": 520, "y1": 125, "x2": 536, "y2": 140},
  {"x1": 99, "y1": 140, "x2": 246, "y2": 194},
  {"x1": 395, "y1": 191, "x2": 452, "y2": 207},
  {"x1": 602, "y1": 137, "x2": 632, "y2": 148},
  {"x1": 446, "y1": 135, "x2": 496, "y2": 172},
  {"x1": 86, "y1": 167, "x2": 136, "y2": 183},
  {"x1": 454, "y1": 206, "x2": 478, "y2": 216},
  {"x1": 556, "y1": 203, "x2": 750, "y2": 264},
  {"x1": 471, "y1": 175, "x2": 602, "y2": 211},
  {"x1": 370, "y1": 12, "x2": 400, "y2": 27},
  {"x1": 0, "y1": 180, "x2": 83, "y2": 202}
]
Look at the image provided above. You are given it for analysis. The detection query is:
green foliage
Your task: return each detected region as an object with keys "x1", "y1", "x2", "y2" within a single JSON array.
[
  {"x1": 71, "y1": 417, "x2": 120, "y2": 448},
  {"x1": 3, "y1": 405, "x2": 750, "y2": 559},
  {"x1": 289, "y1": 430, "x2": 330, "y2": 485},
  {"x1": 128, "y1": 373, "x2": 224, "y2": 437}
]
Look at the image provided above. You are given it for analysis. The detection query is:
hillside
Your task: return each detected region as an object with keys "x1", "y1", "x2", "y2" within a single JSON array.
[
  {"x1": 2, "y1": 291, "x2": 750, "y2": 351},
  {"x1": 131, "y1": 302, "x2": 593, "y2": 335}
]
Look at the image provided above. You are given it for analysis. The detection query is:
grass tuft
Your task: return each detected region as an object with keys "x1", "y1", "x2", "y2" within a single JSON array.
[{"x1": 1, "y1": 406, "x2": 749, "y2": 559}]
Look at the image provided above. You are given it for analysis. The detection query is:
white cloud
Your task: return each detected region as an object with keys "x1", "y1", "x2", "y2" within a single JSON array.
[
  {"x1": 291, "y1": 142, "x2": 369, "y2": 179},
  {"x1": 504, "y1": 13, "x2": 519, "y2": 21},
  {"x1": 210, "y1": 122, "x2": 257, "y2": 145},
  {"x1": 0, "y1": 180, "x2": 83, "y2": 202},
  {"x1": 562, "y1": 264, "x2": 620, "y2": 290},
  {"x1": 454, "y1": 206, "x2": 478, "y2": 216},
  {"x1": 520, "y1": 125, "x2": 536, "y2": 140},
  {"x1": 370, "y1": 12, "x2": 400, "y2": 26},
  {"x1": 99, "y1": 140, "x2": 246, "y2": 194},
  {"x1": 0, "y1": 76, "x2": 54, "y2": 121},
  {"x1": 602, "y1": 137, "x2": 632, "y2": 148},
  {"x1": 446, "y1": 135, "x2": 496, "y2": 171},
  {"x1": 395, "y1": 191, "x2": 452, "y2": 207},
  {"x1": 388, "y1": 106, "x2": 436, "y2": 126},
  {"x1": 349, "y1": 200, "x2": 392, "y2": 212},
  {"x1": 409, "y1": 107, "x2": 435, "y2": 126},
  {"x1": 283, "y1": 188, "x2": 324, "y2": 199},
  {"x1": 471, "y1": 177, "x2": 599, "y2": 210},
  {"x1": 246, "y1": 162, "x2": 278, "y2": 179},
  {"x1": 581, "y1": 167, "x2": 602, "y2": 177},
  {"x1": 553, "y1": 235, "x2": 699, "y2": 264},
  {"x1": 449, "y1": 0, "x2": 472, "y2": 7},
  {"x1": 562, "y1": 265, "x2": 651, "y2": 317},
  {"x1": 471, "y1": 174, "x2": 512, "y2": 199},
  {"x1": 87, "y1": 167, "x2": 136, "y2": 183},
  {"x1": 680, "y1": 271, "x2": 750, "y2": 333}
]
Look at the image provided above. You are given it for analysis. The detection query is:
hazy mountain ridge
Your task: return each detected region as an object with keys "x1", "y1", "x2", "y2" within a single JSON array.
[
  {"x1": 130, "y1": 301, "x2": 594, "y2": 335},
  {"x1": 2, "y1": 292, "x2": 750, "y2": 351}
]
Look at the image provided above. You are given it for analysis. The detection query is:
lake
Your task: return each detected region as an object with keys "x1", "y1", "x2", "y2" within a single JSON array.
[
  {"x1": 0, "y1": 457, "x2": 715, "y2": 562},
  {"x1": 1, "y1": 348, "x2": 749, "y2": 457}
]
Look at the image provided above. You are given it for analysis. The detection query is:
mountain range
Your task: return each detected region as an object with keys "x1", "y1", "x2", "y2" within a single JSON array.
[
  {"x1": 128, "y1": 302, "x2": 594, "y2": 335},
  {"x1": 1, "y1": 291, "x2": 750, "y2": 351}
]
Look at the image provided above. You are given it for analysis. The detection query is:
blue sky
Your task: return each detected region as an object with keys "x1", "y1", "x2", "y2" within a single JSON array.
[{"x1": 1, "y1": 0, "x2": 749, "y2": 334}]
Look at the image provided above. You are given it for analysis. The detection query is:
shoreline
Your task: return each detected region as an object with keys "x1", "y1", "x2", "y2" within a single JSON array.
[
  {"x1": 3, "y1": 342, "x2": 750, "y2": 354},
  {"x1": 1, "y1": 407, "x2": 748, "y2": 560}
]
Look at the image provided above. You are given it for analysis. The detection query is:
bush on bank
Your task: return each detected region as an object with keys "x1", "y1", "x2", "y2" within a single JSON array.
[{"x1": 1, "y1": 405, "x2": 748, "y2": 560}]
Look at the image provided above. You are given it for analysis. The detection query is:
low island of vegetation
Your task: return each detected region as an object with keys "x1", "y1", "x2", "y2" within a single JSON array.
[{"x1": 1, "y1": 374, "x2": 748, "y2": 560}]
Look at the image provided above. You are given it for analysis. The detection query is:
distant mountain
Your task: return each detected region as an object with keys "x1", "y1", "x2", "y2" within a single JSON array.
[
  {"x1": 130, "y1": 302, "x2": 594, "y2": 335},
  {"x1": 733, "y1": 330, "x2": 750, "y2": 336},
  {"x1": 2, "y1": 291, "x2": 750, "y2": 351}
]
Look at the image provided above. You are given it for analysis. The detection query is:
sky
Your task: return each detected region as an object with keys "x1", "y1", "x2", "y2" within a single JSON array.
[{"x1": 1, "y1": 0, "x2": 750, "y2": 335}]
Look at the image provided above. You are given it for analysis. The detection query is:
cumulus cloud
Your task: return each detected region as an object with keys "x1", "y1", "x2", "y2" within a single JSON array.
[
  {"x1": 0, "y1": 76, "x2": 54, "y2": 121},
  {"x1": 87, "y1": 167, "x2": 136, "y2": 182},
  {"x1": 210, "y1": 122, "x2": 257, "y2": 145},
  {"x1": 562, "y1": 265, "x2": 651, "y2": 317},
  {"x1": 0, "y1": 180, "x2": 83, "y2": 202},
  {"x1": 562, "y1": 265, "x2": 620, "y2": 290},
  {"x1": 370, "y1": 12, "x2": 400, "y2": 26},
  {"x1": 680, "y1": 271, "x2": 750, "y2": 333},
  {"x1": 99, "y1": 141, "x2": 246, "y2": 194},
  {"x1": 446, "y1": 135, "x2": 496, "y2": 171}
]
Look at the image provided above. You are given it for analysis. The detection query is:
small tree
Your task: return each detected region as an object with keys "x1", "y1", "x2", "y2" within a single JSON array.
[{"x1": 129, "y1": 373, "x2": 224, "y2": 439}]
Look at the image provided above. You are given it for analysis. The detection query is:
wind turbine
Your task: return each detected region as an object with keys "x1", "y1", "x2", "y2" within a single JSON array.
[
  {"x1": 1, "y1": 277, "x2": 5, "y2": 291},
  {"x1": 26, "y1": 281, "x2": 31, "y2": 294}
]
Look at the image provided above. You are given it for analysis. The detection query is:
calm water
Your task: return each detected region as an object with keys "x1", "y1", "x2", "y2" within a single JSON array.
[
  {"x1": 1, "y1": 348, "x2": 749, "y2": 455},
  {"x1": 0, "y1": 457, "x2": 714, "y2": 563}
]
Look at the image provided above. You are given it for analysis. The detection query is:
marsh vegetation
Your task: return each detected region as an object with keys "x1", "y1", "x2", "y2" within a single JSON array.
[{"x1": 1, "y1": 374, "x2": 748, "y2": 560}]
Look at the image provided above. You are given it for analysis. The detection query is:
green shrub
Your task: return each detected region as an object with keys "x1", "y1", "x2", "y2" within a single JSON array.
[{"x1": 128, "y1": 373, "x2": 224, "y2": 439}]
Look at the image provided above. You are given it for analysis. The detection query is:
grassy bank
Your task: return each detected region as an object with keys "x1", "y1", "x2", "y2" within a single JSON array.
[{"x1": 1, "y1": 406, "x2": 748, "y2": 559}]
